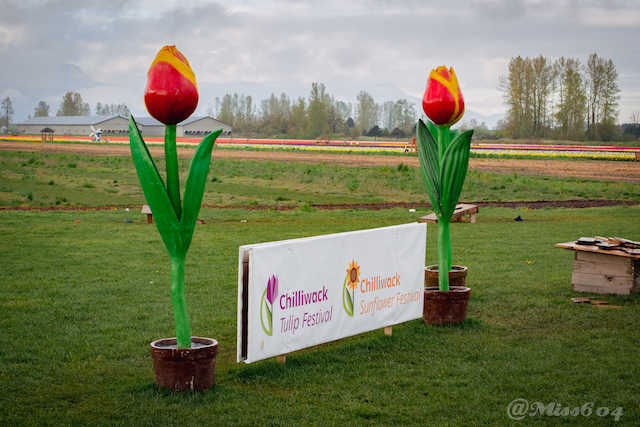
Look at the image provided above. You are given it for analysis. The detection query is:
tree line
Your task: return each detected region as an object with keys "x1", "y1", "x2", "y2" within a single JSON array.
[
  {"x1": 0, "y1": 92, "x2": 133, "y2": 123},
  {"x1": 5, "y1": 87, "x2": 416, "y2": 140},
  {"x1": 207, "y1": 83, "x2": 418, "y2": 140},
  {"x1": 499, "y1": 53, "x2": 622, "y2": 141}
]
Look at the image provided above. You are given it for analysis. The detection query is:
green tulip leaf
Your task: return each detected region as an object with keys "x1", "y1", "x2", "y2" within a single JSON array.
[
  {"x1": 416, "y1": 119, "x2": 442, "y2": 217},
  {"x1": 450, "y1": 128, "x2": 460, "y2": 139},
  {"x1": 426, "y1": 119, "x2": 439, "y2": 143},
  {"x1": 266, "y1": 303, "x2": 272, "y2": 332},
  {"x1": 440, "y1": 129, "x2": 473, "y2": 219},
  {"x1": 260, "y1": 288, "x2": 272, "y2": 336},
  {"x1": 342, "y1": 276, "x2": 353, "y2": 317},
  {"x1": 129, "y1": 116, "x2": 182, "y2": 258},
  {"x1": 179, "y1": 129, "x2": 222, "y2": 252}
]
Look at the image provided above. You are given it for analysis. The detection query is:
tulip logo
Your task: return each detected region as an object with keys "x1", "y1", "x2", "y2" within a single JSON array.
[
  {"x1": 260, "y1": 275, "x2": 279, "y2": 336},
  {"x1": 343, "y1": 260, "x2": 360, "y2": 317}
]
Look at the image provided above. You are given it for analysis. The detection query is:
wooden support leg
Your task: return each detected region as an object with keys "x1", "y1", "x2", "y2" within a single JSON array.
[
  {"x1": 384, "y1": 326, "x2": 392, "y2": 336},
  {"x1": 470, "y1": 213, "x2": 476, "y2": 224},
  {"x1": 277, "y1": 355, "x2": 286, "y2": 364}
]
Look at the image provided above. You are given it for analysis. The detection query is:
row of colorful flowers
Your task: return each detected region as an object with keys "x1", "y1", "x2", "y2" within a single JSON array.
[
  {"x1": 471, "y1": 149, "x2": 636, "y2": 161},
  {"x1": 2, "y1": 136, "x2": 637, "y2": 161},
  {"x1": 218, "y1": 143, "x2": 636, "y2": 161}
]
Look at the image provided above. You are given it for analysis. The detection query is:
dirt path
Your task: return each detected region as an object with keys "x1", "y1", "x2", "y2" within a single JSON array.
[{"x1": 2, "y1": 141, "x2": 640, "y2": 183}]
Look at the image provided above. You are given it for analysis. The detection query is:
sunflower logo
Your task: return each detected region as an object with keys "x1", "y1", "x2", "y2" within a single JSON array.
[{"x1": 343, "y1": 260, "x2": 360, "y2": 316}]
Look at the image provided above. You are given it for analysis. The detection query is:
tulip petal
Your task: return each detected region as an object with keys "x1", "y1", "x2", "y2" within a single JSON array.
[
  {"x1": 148, "y1": 46, "x2": 197, "y2": 90},
  {"x1": 422, "y1": 67, "x2": 465, "y2": 126},
  {"x1": 145, "y1": 62, "x2": 199, "y2": 125},
  {"x1": 144, "y1": 46, "x2": 199, "y2": 125}
]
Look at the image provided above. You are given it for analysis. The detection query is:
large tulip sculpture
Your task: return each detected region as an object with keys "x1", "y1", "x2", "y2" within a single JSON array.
[
  {"x1": 417, "y1": 66, "x2": 474, "y2": 291},
  {"x1": 129, "y1": 46, "x2": 222, "y2": 348}
]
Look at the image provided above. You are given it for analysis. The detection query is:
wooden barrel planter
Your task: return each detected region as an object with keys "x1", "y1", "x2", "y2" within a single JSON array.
[
  {"x1": 423, "y1": 266, "x2": 470, "y2": 324},
  {"x1": 424, "y1": 265, "x2": 468, "y2": 288},
  {"x1": 150, "y1": 337, "x2": 218, "y2": 391}
]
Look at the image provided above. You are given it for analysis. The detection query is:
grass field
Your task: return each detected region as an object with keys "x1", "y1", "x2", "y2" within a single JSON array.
[
  {"x1": 1, "y1": 147, "x2": 640, "y2": 425},
  {"x1": 1, "y1": 204, "x2": 639, "y2": 425},
  {"x1": 1, "y1": 149, "x2": 639, "y2": 209}
]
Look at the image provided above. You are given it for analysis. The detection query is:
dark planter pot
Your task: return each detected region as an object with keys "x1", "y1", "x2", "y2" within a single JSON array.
[
  {"x1": 424, "y1": 265, "x2": 468, "y2": 288},
  {"x1": 150, "y1": 337, "x2": 218, "y2": 391},
  {"x1": 423, "y1": 265, "x2": 470, "y2": 324},
  {"x1": 423, "y1": 286, "x2": 471, "y2": 324}
]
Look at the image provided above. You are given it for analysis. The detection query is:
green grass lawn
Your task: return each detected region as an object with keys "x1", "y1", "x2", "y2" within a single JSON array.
[
  {"x1": 1, "y1": 206, "x2": 639, "y2": 425},
  {"x1": 1, "y1": 150, "x2": 639, "y2": 209}
]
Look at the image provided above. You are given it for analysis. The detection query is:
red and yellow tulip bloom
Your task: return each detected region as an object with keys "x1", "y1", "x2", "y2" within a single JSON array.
[
  {"x1": 144, "y1": 45, "x2": 198, "y2": 125},
  {"x1": 421, "y1": 66, "x2": 465, "y2": 127}
]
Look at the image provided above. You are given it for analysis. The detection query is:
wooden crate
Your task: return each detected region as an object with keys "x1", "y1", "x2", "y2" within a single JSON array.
[{"x1": 571, "y1": 250, "x2": 639, "y2": 295}]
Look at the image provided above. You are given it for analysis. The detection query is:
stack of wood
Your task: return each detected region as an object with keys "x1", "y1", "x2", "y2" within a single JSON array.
[{"x1": 577, "y1": 236, "x2": 640, "y2": 255}]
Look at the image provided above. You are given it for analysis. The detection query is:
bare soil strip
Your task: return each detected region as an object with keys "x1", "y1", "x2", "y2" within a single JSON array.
[
  {"x1": 1, "y1": 200, "x2": 638, "y2": 213},
  {"x1": 2, "y1": 140, "x2": 639, "y2": 183}
]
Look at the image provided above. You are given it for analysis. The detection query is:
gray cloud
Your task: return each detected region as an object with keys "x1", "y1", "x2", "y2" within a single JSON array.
[{"x1": 1, "y1": 0, "x2": 639, "y2": 124}]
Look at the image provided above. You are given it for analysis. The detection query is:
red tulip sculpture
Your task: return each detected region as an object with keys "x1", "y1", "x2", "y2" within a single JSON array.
[
  {"x1": 416, "y1": 66, "x2": 474, "y2": 291},
  {"x1": 129, "y1": 46, "x2": 222, "y2": 348}
]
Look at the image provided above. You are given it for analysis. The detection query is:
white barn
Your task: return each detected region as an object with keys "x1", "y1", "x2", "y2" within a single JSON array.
[{"x1": 17, "y1": 116, "x2": 231, "y2": 137}]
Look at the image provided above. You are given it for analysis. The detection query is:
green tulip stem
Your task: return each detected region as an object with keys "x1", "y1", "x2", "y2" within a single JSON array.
[
  {"x1": 169, "y1": 255, "x2": 191, "y2": 348},
  {"x1": 437, "y1": 125, "x2": 450, "y2": 168},
  {"x1": 437, "y1": 124, "x2": 452, "y2": 290},
  {"x1": 164, "y1": 125, "x2": 182, "y2": 219},
  {"x1": 437, "y1": 219, "x2": 451, "y2": 291}
]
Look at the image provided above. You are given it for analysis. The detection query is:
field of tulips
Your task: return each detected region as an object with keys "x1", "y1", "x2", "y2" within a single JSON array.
[{"x1": 3, "y1": 133, "x2": 638, "y2": 161}]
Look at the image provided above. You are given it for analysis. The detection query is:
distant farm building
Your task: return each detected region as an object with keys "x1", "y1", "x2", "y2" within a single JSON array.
[{"x1": 16, "y1": 116, "x2": 232, "y2": 137}]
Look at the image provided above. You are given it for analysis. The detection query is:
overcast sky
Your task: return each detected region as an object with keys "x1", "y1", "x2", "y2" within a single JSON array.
[{"x1": 1, "y1": 0, "x2": 639, "y2": 126}]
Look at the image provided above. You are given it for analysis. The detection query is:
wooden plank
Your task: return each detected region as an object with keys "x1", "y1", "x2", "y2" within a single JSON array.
[
  {"x1": 384, "y1": 326, "x2": 392, "y2": 336},
  {"x1": 556, "y1": 241, "x2": 640, "y2": 260},
  {"x1": 419, "y1": 204, "x2": 479, "y2": 223},
  {"x1": 572, "y1": 283, "x2": 634, "y2": 295},
  {"x1": 419, "y1": 213, "x2": 438, "y2": 223},
  {"x1": 575, "y1": 250, "x2": 635, "y2": 265},
  {"x1": 571, "y1": 272, "x2": 633, "y2": 289},
  {"x1": 277, "y1": 355, "x2": 286, "y2": 364},
  {"x1": 572, "y1": 260, "x2": 634, "y2": 276},
  {"x1": 571, "y1": 297, "x2": 591, "y2": 303}
]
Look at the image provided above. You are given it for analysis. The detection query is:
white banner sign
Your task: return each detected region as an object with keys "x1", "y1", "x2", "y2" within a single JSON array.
[{"x1": 237, "y1": 222, "x2": 426, "y2": 363}]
